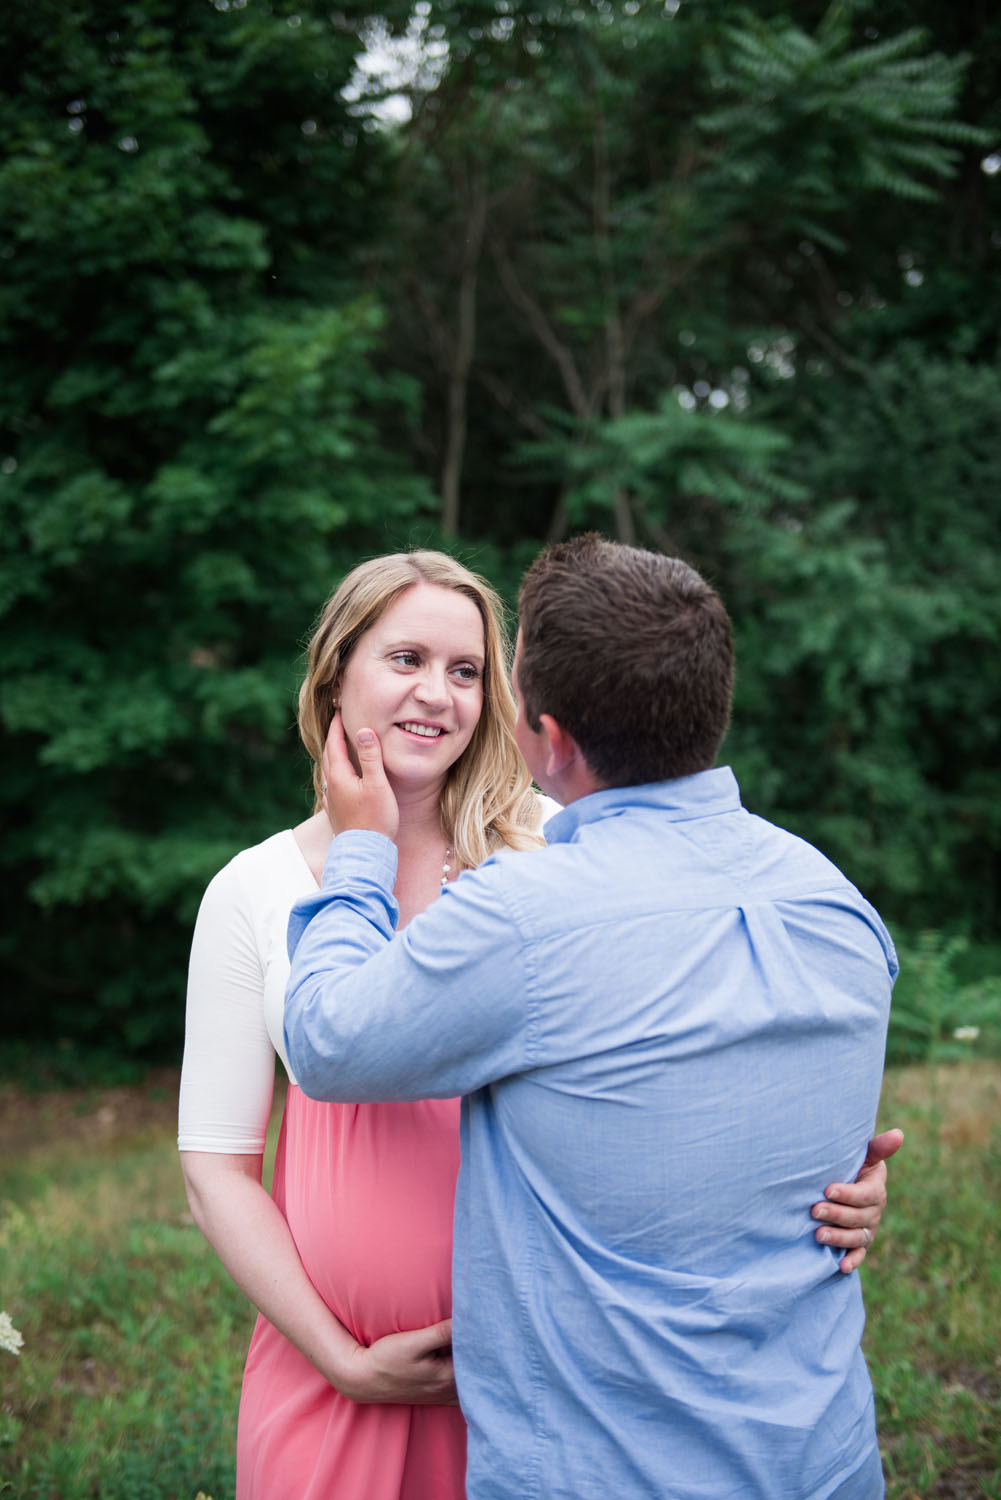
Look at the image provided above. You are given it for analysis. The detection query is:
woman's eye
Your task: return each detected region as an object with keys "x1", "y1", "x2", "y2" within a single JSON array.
[
  {"x1": 391, "y1": 651, "x2": 421, "y2": 668},
  {"x1": 452, "y1": 664, "x2": 481, "y2": 683}
]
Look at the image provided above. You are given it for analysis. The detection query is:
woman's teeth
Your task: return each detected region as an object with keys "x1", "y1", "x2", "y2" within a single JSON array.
[{"x1": 400, "y1": 722, "x2": 444, "y2": 738}]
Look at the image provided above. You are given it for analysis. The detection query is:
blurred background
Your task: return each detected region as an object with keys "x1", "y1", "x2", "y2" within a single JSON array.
[
  {"x1": 1, "y1": 4, "x2": 1000, "y2": 1494},
  {"x1": 1, "y1": 0, "x2": 999, "y2": 1074}
]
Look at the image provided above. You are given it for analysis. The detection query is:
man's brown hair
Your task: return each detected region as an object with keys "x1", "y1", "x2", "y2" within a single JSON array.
[{"x1": 517, "y1": 535, "x2": 734, "y2": 786}]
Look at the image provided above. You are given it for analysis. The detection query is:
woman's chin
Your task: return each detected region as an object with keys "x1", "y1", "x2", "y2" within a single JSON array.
[{"x1": 382, "y1": 757, "x2": 452, "y2": 798}]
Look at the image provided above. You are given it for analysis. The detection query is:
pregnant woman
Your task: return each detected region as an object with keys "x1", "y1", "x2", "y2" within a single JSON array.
[{"x1": 179, "y1": 551, "x2": 547, "y2": 1498}]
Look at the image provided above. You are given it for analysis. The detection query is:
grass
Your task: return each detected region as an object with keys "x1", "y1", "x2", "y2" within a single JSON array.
[
  {"x1": 0, "y1": 1070, "x2": 266, "y2": 1500},
  {"x1": 0, "y1": 1063, "x2": 999, "y2": 1499},
  {"x1": 863, "y1": 1062, "x2": 1001, "y2": 1499}
]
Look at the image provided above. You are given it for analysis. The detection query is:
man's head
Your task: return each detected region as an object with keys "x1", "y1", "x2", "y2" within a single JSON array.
[{"x1": 514, "y1": 535, "x2": 734, "y2": 790}]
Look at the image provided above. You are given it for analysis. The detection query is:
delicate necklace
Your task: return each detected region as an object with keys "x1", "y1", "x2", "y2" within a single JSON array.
[{"x1": 442, "y1": 845, "x2": 453, "y2": 887}]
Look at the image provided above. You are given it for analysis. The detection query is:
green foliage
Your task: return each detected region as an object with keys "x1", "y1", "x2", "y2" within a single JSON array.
[
  {"x1": 513, "y1": 395, "x2": 804, "y2": 544},
  {"x1": 396, "y1": 0, "x2": 980, "y2": 542},
  {"x1": 723, "y1": 347, "x2": 1001, "y2": 932},
  {"x1": 0, "y1": 1038, "x2": 146, "y2": 1091},
  {"x1": 0, "y1": 0, "x2": 436, "y2": 1057},
  {"x1": 700, "y1": 16, "x2": 984, "y2": 224},
  {"x1": 0, "y1": 0, "x2": 999, "y2": 1057},
  {"x1": 887, "y1": 933, "x2": 1001, "y2": 1067}
]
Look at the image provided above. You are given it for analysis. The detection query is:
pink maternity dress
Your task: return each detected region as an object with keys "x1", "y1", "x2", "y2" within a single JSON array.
[
  {"x1": 237, "y1": 1088, "x2": 465, "y2": 1499},
  {"x1": 178, "y1": 831, "x2": 467, "y2": 1500}
]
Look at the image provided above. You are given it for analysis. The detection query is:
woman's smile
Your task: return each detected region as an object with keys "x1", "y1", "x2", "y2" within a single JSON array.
[{"x1": 397, "y1": 720, "x2": 447, "y2": 740}]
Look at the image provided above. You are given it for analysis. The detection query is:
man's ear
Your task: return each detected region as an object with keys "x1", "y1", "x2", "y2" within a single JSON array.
[
  {"x1": 535, "y1": 714, "x2": 605, "y2": 803},
  {"x1": 538, "y1": 714, "x2": 579, "y2": 778}
]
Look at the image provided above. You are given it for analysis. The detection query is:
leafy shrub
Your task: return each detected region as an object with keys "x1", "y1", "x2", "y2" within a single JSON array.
[{"x1": 887, "y1": 931, "x2": 1001, "y2": 1066}]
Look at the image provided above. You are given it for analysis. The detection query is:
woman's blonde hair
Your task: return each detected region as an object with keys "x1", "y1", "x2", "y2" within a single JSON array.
[{"x1": 298, "y1": 551, "x2": 544, "y2": 868}]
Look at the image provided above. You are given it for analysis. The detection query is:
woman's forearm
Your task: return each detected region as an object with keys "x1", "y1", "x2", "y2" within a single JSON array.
[
  {"x1": 179, "y1": 1151, "x2": 456, "y2": 1405},
  {"x1": 181, "y1": 1150, "x2": 362, "y2": 1388}
]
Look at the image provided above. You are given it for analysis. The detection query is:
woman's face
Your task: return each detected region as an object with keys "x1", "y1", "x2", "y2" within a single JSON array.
[{"x1": 336, "y1": 581, "x2": 486, "y2": 794}]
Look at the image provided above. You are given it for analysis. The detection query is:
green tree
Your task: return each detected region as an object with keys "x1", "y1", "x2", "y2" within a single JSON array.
[
  {"x1": 393, "y1": 0, "x2": 998, "y2": 938},
  {"x1": 2, "y1": 0, "x2": 998, "y2": 1060},
  {"x1": 712, "y1": 2, "x2": 1001, "y2": 934},
  {"x1": 0, "y1": 0, "x2": 434, "y2": 1056},
  {"x1": 721, "y1": 349, "x2": 1001, "y2": 936},
  {"x1": 387, "y1": 1, "x2": 975, "y2": 544}
]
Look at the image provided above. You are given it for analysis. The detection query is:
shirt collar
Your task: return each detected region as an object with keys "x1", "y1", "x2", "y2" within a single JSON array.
[{"x1": 543, "y1": 766, "x2": 742, "y2": 844}]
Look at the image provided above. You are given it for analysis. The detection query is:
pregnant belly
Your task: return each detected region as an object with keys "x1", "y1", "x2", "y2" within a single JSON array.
[{"x1": 280, "y1": 1087, "x2": 461, "y2": 1346}]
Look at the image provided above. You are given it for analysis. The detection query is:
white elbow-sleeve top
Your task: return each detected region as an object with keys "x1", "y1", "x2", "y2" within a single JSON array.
[{"x1": 178, "y1": 831, "x2": 317, "y2": 1154}]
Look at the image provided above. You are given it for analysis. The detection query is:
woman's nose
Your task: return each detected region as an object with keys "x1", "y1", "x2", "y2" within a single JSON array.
[{"x1": 413, "y1": 665, "x2": 449, "y2": 707}]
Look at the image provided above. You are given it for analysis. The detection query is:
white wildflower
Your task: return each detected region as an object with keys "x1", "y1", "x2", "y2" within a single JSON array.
[
  {"x1": 953, "y1": 1026, "x2": 980, "y2": 1043},
  {"x1": 0, "y1": 1310, "x2": 23, "y2": 1355}
]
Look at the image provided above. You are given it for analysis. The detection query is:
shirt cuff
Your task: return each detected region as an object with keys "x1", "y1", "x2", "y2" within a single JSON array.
[{"x1": 323, "y1": 828, "x2": 399, "y2": 890}]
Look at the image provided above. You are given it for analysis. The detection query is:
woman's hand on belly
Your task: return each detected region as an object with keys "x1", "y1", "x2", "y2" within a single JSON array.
[{"x1": 338, "y1": 1316, "x2": 458, "y2": 1406}]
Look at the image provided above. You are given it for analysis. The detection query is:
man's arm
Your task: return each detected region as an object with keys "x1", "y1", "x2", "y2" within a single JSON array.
[{"x1": 285, "y1": 830, "x2": 532, "y2": 1100}]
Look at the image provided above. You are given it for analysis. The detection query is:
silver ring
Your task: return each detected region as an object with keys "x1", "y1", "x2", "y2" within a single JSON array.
[
  {"x1": 861, "y1": 1227, "x2": 872, "y2": 1248},
  {"x1": 321, "y1": 781, "x2": 327, "y2": 796}
]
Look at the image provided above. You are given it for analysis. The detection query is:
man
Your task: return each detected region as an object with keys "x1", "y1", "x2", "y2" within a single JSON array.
[{"x1": 285, "y1": 536, "x2": 897, "y2": 1499}]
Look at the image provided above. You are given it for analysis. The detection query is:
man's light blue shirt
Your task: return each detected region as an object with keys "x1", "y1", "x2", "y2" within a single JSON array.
[{"x1": 285, "y1": 767, "x2": 896, "y2": 1500}]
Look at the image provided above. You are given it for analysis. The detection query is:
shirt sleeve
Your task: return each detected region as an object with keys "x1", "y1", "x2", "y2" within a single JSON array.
[
  {"x1": 284, "y1": 830, "x2": 533, "y2": 1102},
  {"x1": 177, "y1": 858, "x2": 277, "y2": 1153}
]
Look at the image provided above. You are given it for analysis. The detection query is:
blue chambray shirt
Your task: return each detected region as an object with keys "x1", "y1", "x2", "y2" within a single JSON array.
[{"x1": 285, "y1": 767, "x2": 896, "y2": 1500}]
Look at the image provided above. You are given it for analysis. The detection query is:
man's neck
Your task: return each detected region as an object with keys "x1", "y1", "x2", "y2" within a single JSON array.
[{"x1": 539, "y1": 760, "x2": 606, "y2": 808}]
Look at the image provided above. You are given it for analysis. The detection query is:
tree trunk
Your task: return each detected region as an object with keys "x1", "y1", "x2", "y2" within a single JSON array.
[{"x1": 441, "y1": 164, "x2": 487, "y2": 537}]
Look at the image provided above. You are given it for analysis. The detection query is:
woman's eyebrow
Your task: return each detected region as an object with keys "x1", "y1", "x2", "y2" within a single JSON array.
[{"x1": 382, "y1": 637, "x2": 485, "y2": 665}]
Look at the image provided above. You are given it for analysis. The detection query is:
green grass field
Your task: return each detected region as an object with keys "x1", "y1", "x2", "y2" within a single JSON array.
[{"x1": 1, "y1": 1062, "x2": 999, "y2": 1499}]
